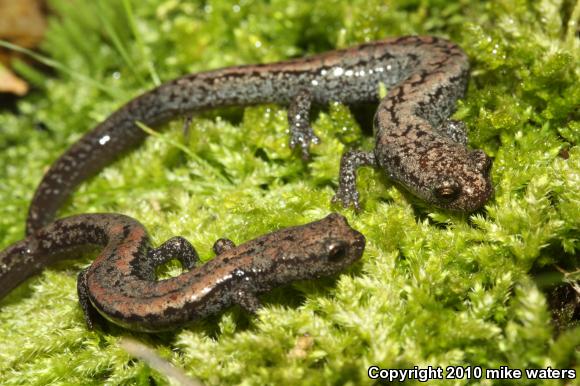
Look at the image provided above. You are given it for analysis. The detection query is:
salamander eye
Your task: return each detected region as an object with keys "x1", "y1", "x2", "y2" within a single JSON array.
[
  {"x1": 326, "y1": 241, "x2": 347, "y2": 261},
  {"x1": 433, "y1": 179, "x2": 461, "y2": 203}
]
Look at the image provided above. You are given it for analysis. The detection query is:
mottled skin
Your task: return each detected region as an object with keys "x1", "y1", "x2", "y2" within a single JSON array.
[
  {"x1": 334, "y1": 38, "x2": 493, "y2": 211},
  {"x1": 0, "y1": 213, "x2": 365, "y2": 332},
  {"x1": 26, "y1": 36, "x2": 492, "y2": 236}
]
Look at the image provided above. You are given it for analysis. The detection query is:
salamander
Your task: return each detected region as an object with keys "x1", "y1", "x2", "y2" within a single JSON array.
[
  {"x1": 25, "y1": 36, "x2": 493, "y2": 236},
  {"x1": 0, "y1": 213, "x2": 365, "y2": 332}
]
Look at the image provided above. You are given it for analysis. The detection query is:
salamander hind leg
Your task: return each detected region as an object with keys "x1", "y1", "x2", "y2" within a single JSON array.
[
  {"x1": 212, "y1": 238, "x2": 236, "y2": 255},
  {"x1": 332, "y1": 150, "x2": 377, "y2": 211},
  {"x1": 149, "y1": 236, "x2": 199, "y2": 271},
  {"x1": 288, "y1": 88, "x2": 320, "y2": 160}
]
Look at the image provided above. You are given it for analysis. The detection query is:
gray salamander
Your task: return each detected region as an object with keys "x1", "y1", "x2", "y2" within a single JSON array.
[
  {"x1": 26, "y1": 36, "x2": 493, "y2": 236},
  {"x1": 0, "y1": 213, "x2": 364, "y2": 332}
]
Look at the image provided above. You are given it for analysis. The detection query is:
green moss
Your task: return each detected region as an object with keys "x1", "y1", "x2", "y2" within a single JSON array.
[{"x1": 0, "y1": 0, "x2": 579, "y2": 384}]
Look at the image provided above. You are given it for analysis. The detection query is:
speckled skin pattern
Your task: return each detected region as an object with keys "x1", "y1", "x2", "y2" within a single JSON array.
[
  {"x1": 0, "y1": 213, "x2": 365, "y2": 332},
  {"x1": 26, "y1": 36, "x2": 492, "y2": 236}
]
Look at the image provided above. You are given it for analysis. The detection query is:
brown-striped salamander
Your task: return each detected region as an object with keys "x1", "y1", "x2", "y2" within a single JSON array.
[
  {"x1": 0, "y1": 213, "x2": 364, "y2": 331},
  {"x1": 26, "y1": 36, "x2": 492, "y2": 236}
]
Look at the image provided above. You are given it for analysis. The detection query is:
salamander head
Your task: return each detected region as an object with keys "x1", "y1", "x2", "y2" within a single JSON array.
[
  {"x1": 269, "y1": 213, "x2": 365, "y2": 280},
  {"x1": 376, "y1": 138, "x2": 493, "y2": 212},
  {"x1": 428, "y1": 148, "x2": 493, "y2": 211}
]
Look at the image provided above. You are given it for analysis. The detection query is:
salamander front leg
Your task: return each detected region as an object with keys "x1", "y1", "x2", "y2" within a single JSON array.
[
  {"x1": 234, "y1": 290, "x2": 262, "y2": 314},
  {"x1": 332, "y1": 150, "x2": 377, "y2": 211},
  {"x1": 288, "y1": 88, "x2": 319, "y2": 160},
  {"x1": 215, "y1": 239, "x2": 262, "y2": 315}
]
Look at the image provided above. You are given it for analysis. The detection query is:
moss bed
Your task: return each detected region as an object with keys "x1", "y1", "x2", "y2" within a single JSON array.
[{"x1": 0, "y1": 0, "x2": 579, "y2": 384}]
